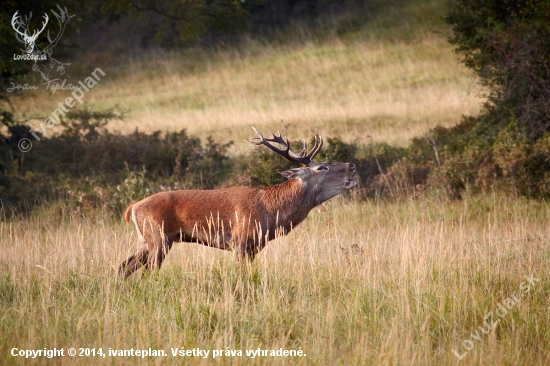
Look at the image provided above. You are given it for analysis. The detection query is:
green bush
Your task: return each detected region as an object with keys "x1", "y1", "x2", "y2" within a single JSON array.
[
  {"x1": 315, "y1": 137, "x2": 357, "y2": 163},
  {"x1": 0, "y1": 109, "x2": 234, "y2": 214},
  {"x1": 446, "y1": 0, "x2": 550, "y2": 138}
]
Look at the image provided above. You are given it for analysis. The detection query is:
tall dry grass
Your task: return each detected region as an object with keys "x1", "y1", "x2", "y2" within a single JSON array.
[
  {"x1": 1, "y1": 194, "x2": 548, "y2": 365},
  {"x1": 3, "y1": 1, "x2": 548, "y2": 364},
  {"x1": 10, "y1": 0, "x2": 483, "y2": 151},
  {"x1": 14, "y1": 36, "x2": 482, "y2": 150}
]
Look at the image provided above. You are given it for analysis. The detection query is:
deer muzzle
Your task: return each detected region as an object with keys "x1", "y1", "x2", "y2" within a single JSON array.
[{"x1": 344, "y1": 163, "x2": 357, "y2": 189}]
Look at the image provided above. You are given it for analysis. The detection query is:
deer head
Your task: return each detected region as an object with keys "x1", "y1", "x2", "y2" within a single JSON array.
[
  {"x1": 247, "y1": 128, "x2": 356, "y2": 205},
  {"x1": 11, "y1": 11, "x2": 49, "y2": 55}
]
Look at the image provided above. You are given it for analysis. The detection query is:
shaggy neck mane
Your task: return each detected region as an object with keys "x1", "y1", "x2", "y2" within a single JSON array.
[{"x1": 260, "y1": 179, "x2": 306, "y2": 214}]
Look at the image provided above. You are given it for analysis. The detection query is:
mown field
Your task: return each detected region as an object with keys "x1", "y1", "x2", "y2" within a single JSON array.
[{"x1": 2, "y1": 0, "x2": 549, "y2": 365}]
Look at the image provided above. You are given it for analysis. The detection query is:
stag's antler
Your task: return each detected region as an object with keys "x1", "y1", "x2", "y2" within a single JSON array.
[
  {"x1": 11, "y1": 11, "x2": 28, "y2": 43},
  {"x1": 11, "y1": 11, "x2": 48, "y2": 44},
  {"x1": 246, "y1": 127, "x2": 323, "y2": 166},
  {"x1": 44, "y1": 5, "x2": 75, "y2": 54}
]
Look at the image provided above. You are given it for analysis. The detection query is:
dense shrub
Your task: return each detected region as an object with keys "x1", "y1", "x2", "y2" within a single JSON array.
[
  {"x1": 0, "y1": 109, "x2": 235, "y2": 214},
  {"x1": 3, "y1": 116, "x2": 396, "y2": 215},
  {"x1": 315, "y1": 137, "x2": 357, "y2": 163},
  {"x1": 427, "y1": 117, "x2": 550, "y2": 199},
  {"x1": 446, "y1": 0, "x2": 550, "y2": 138}
]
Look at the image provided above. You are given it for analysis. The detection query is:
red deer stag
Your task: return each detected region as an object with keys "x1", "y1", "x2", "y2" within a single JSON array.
[{"x1": 119, "y1": 128, "x2": 356, "y2": 278}]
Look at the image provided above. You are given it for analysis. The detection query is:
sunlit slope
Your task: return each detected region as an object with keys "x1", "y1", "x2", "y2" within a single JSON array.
[{"x1": 12, "y1": 0, "x2": 482, "y2": 149}]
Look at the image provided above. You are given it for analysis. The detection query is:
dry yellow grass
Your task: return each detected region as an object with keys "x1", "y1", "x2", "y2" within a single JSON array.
[
  {"x1": 1, "y1": 195, "x2": 548, "y2": 365},
  {"x1": 12, "y1": 35, "x2": 482, "y2": 151}
]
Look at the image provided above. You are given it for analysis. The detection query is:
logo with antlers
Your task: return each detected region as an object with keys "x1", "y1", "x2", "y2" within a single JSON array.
[{"x1": 11, "y1": 5, "x2": 75, "y2": 82}]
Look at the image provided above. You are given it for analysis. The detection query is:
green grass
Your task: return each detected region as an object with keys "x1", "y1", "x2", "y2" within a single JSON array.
[{"x1": 1, "y1": 194, "x2": 549, "y2": 365}]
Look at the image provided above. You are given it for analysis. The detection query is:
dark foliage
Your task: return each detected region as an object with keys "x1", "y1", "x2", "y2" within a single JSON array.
[
  {"x1": 0, "y1": 109, "x2": 235, "y2": 214},
  {"x1": 446, "y1": 0, "x2": 550, "y2": 138},
  {"x1": 246, "y1": 0, "x2": 374, "y2": 36}
]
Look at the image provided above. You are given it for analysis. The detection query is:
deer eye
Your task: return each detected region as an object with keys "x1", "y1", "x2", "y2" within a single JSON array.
[{"x1": 316, "y1": 165, "x2": 329, "y2": 171}]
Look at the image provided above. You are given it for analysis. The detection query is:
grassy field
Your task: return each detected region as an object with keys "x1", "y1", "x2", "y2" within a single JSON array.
[
  {"x1": 3, "y1": 0, "x2": 549, "y2": 365},
  {"x1": 1, "y1": 194, "x2": 549, "y2": 365},
  {"x1": 10, "y1": 0, "x2": 481, "y2": 150}
]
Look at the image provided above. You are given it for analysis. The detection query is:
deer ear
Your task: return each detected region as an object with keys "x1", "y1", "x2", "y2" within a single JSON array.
[{"x1": 277, "y1": 168, "x2": 304, "y2": 180}]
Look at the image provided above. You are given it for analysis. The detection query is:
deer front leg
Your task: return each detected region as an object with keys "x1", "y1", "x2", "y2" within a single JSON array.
[{"x1": 238, "y1": 237, "x2": 267, "y2": 262}]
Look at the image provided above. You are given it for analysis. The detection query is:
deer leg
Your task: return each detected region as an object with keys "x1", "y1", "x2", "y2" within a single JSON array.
[
  {"x1": 143, "y1": 232, "x2": 174, "y2": 274},
  {"x1": 239, "y1": 239, "x2": 262, "y2": 262},
  {"x1": 118, "y1": 242, "x2": 148, "y2": 279}
]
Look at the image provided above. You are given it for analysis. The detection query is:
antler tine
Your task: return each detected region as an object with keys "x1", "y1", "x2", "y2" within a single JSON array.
[
  {"x1": 38, "y1": 13, "x2": 49, "y2": 36},
  {"x1": 247, "y1": 127, "x2": 292, "y2": 155},
  {"x1": 266, "y1": 130, "x2": 309, "y2": 158},
  {"x1": 246, "y1": 127, "x2": 313, "y2": 165},
  {"x1": 265, "y1": 129, "x2": 285, "y2": 143},
  {"x1": 11, "y1": 11, "x2": 28, "y2": 38},
  {"x1": 306, "y1": 135, "x2": 323, "y2": 161},
  {"x1": 28, "y1": 13, "x2": 48, "y2": 39},
  {"x1": 247, "y1": 127, "x2": 274, "y2": 147},
  {"x1": 11, "y1": 11, "x2": 48, "y2": 41}
]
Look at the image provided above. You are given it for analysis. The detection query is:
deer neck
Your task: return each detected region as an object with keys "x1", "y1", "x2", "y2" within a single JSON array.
[{"x1": 260, "y1": 179, "x2": 315, "y2": 228}]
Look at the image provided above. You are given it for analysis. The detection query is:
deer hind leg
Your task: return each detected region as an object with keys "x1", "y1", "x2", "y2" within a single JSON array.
[
  {"x1": 142, "y1": 226, "x2": 174, "y2": 275},
  {"x1": 118, "y1": 238, "x2": 149, "y2": 279}
]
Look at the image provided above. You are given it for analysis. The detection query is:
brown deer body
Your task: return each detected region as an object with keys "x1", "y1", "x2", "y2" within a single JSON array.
[{"x1": 119, "y1": 129, "x2": 356, "y2": 278}]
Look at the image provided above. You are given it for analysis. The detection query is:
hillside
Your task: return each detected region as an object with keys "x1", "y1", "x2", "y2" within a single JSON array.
[{"x1": 10, "y1": 0, "x2": 482, "y2": 150}]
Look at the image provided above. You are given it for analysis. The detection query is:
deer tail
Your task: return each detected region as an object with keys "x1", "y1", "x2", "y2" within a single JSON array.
[{"x1": 123, "y1": 204, "x2": 133, "y2": 223}]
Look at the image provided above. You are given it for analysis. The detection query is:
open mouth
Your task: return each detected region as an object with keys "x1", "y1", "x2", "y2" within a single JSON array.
[
  {"x1": 344, "y1": 178, "x2": 356, "y2": 189},
  {"x1": 344, "y1": 163, "x2": 357, "y2": 189}
]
